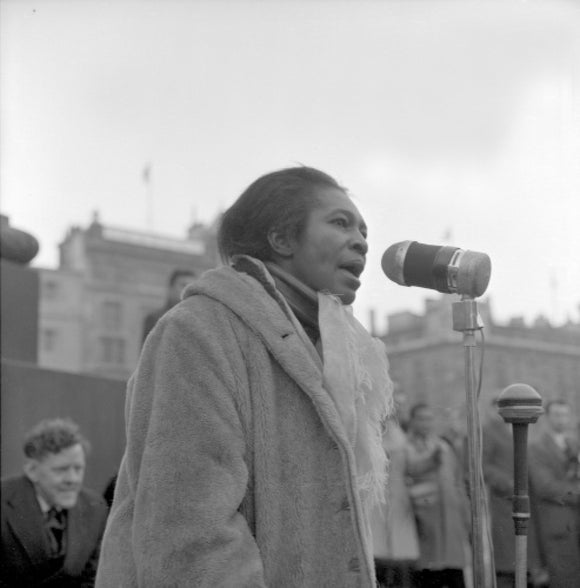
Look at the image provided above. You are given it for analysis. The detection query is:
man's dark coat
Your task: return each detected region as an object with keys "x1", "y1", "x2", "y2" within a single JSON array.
[{"x1": 1, "y1": 475, "x2": 108, "y2": 587}]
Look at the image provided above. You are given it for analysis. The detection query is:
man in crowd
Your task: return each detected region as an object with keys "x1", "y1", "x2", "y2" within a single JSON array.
[
  {"x1": 482, "y1": 395, "x2": 546, "y2": 587},
  {"x1": 529, "y1": 399, "x2": 580, "y2": 588},
  {"x1": 1, "y1": 418, "x2": 108, "y2": 587},
  {"x1": 141, "y1": 268, "x2": 197, "y2": 345}
]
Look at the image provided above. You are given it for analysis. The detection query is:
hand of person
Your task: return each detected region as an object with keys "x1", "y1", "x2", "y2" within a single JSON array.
[{"x1": 529, "y1": 566, "x2": 550, "y2": 587}]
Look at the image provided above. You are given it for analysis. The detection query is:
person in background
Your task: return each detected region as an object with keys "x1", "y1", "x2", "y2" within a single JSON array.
[
  {"x1": 95, "y1": 166, "x2": 394, "y2": 587},
  {"x1": 393, "y1": 386, "x2": 411, "y2": 434},
  {"x1": 529, "y1": 399, "x2": 580, "y2": 588},
  {"x1": 372, "y1": 390, "x2": 419, "y2": 588},
  {"x1": 102, "y1": 474, "x2": 117, "y2": 510},
  {"x1": 405, "y1": 403, "x2": 470, "y2": 588},
  {"x1": 141, "y1": 268, "x2": 197, "y2": 345},
  {"x1": 440, "y1": 405, "x2": 467, "y2": 461},
  {"x1": 1, "y1": 418, "x2": 108, "y2": 587}
]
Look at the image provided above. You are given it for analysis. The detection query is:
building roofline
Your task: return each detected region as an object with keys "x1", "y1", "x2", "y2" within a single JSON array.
[
  {"x1": 99, "y1": 226, "x2": 205, "y2": 255},
  {"x1": 385, "y1": 333, "x2": 580, "y2": 357}
]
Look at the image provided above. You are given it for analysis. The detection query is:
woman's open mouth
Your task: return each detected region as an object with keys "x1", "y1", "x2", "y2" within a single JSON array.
[{"x1": 338, "y1": 259, "x2": 365, "y2": 279}]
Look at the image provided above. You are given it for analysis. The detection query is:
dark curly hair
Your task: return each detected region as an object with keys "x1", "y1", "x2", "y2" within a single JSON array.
[
  {"x1": 23, "y1": 418, "x2": 90, "y2": 460},
  {"x1": 218, "y1": 166, "x2": 347, "y2": 263}
]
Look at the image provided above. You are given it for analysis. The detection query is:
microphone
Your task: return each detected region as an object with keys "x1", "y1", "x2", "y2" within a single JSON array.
[{"x1": 381, "y1": 240, "x2": 491, "y2": 298}]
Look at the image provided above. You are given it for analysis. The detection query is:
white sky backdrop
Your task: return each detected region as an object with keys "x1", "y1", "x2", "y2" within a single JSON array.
[{"x1": 2, "y1": 0, "x2": 579, "y2": 332}]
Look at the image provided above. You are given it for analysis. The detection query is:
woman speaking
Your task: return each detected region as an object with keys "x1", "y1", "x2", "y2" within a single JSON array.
[{"x1": 96, "y1": 166, "x2": 393, "y2": 587}]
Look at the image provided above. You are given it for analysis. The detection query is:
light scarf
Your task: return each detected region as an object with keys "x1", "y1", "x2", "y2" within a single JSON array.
[
  {"x1": 318, "y1": 294, "x2": 394, "y2": 509},
  {"x1": 264, "y1": 261, "x2": 394, "y2": 510}
]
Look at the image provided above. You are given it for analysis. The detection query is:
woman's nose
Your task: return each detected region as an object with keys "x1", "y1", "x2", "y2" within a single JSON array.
[{"x1": 351, "y1": 231, "x2": 368, "y2": 255}]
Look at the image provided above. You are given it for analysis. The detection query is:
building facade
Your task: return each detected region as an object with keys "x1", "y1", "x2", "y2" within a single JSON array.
[
  {"x1": 382, "y1": 296, "x2": 580, "y2": 434},
  {"x1": 38, "y1": 213, "x2": 219, "y2": 380}
]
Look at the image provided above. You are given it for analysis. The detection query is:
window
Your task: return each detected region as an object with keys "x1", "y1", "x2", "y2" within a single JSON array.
[
  {"x1": 41, "y1": 328, "x2": 58, "y2": 352},
  {"x1": 100, "y1": 337, "x2": 126, "y2": 365},
  {"x1": 102, "y1": 301, "x2": 123, "y2": 330}
]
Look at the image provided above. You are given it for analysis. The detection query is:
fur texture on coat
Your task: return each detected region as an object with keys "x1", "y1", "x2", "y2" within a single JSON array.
[{"x1": 96, "y1": 258, "x2": 387, "y2": 587}]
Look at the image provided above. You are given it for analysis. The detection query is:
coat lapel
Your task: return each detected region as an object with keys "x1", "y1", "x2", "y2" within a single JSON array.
[
  {"x1": 200, "y1": 261, "x2": 349, "y2": 444},
  {"x1": 64, "y1": 495, "x2": 90, "y2": 574},
  {"x1": 4, "y1": 477, "x2": 53, "y2": 567}
]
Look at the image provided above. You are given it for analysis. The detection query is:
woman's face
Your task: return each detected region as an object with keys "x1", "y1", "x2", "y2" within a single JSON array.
[{"x1": 281, "y1": 187, "x2": 368, "y2": 304}]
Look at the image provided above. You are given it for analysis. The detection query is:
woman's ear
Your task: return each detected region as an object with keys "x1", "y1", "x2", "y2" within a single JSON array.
[{"x1": 267, "y1": 228, "x2": 295, "y2": 258}]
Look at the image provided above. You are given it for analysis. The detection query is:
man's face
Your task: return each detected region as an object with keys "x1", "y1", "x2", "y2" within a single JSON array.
[
  {"x1": 546, "y1": 403, "x2": 571, "y2": 434},
  {"x1": 25, "y1": 443, "x2": 86, "y2": 509}
]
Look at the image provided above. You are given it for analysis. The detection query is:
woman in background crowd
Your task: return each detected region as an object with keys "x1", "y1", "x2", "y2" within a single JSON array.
[
  {"x1": 405, "y1": 403, "x2": 470, "y2": 588},
  {"x1": 371, "y1": 389, "x2": 419, "y2": 588}
]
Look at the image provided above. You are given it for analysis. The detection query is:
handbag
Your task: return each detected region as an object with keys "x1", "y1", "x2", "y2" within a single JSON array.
[{"x1": 407, "y1": 480, "x2": 439, "y2": 508}]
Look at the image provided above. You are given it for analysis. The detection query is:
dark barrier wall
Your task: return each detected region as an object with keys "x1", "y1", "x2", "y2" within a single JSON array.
[
  {"x1": 0, "y1": 259, "x2": 39, "y2": 363},
  {"x1": 1, "y1": 358, "x2": 127, "y2": 494}
]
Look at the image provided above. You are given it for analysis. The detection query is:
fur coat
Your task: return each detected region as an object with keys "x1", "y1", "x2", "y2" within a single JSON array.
[{"x1": 96, "y1": 258, "x2": 385, "y2": 587}]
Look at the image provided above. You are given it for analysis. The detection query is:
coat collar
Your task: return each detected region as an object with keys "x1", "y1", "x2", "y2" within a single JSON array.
[
  {"x1": 183, "y1": 258, "x2": 358, "y2": 448},
  {"x1": 262, "y1": 261, "x2": 320, "y2": 336}
]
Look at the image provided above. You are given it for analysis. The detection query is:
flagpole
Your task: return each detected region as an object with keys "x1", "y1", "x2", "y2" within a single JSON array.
[{"x1": 143, "y1": 163, "x2": 153, "y2": 232}]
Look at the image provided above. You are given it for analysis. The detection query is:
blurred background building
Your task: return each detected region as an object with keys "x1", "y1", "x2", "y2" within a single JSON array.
[
  {"x1": 38, "y1": 212, "x2": 219, "y2": 379},
  {"x1": 381, "y1": 296, "x2": 580, "y2": 435},
  {"x1": 1, "y1": 213, "x2": 218, "y2": 492},
  {"x1": 2, "y1": 213, "x2": 579, "y2": 489}
]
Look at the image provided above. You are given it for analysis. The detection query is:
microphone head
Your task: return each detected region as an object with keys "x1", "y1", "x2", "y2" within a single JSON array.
[
  {"x1": 456, "y1": 250, "x2": 492, "y2": 298},
  {"x1": 498, "y1": 383, "x2": 544, "y2": 424},
  {"x1": 382, "y1": 240, "x2": 492, "y2": 297},
  {"x1": 381, "y1": 240, "x2": 413, "y2": 286}
]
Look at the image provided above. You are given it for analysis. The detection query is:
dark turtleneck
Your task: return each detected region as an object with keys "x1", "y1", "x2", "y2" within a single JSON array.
[
  {"x1": 263, "y1": 262, "x2": 321, "y2": 344},
  {"x1": 232, "y1": 257, "x2": 320, "y2": 344}
]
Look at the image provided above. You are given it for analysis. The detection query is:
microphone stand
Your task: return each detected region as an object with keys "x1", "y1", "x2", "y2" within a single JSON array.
[
  {"x1": 497, "y1": 384, "x2": 543, "y2": 588},
  {"x1": 452, "y1": 296, "x2": 485, "y2": 588}
]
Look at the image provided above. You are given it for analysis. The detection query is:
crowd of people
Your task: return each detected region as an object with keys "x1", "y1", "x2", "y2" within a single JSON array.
[
  {"x1": 1, "y1": 166, "x2": 579, "y2": 587},
  {"x1": 371, "y1": 394, "x2": 580, "y2": 588},
  {"x1": 3, "y1": 397, "x2": 578, "y2": 587}
]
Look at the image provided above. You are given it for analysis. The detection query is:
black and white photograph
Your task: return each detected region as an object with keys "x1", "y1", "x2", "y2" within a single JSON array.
[{"x1": 1, "y1": 1, "x2": 579, "y2": 586}]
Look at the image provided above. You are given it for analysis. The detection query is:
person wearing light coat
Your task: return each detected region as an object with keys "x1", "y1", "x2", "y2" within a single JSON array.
[
  {"x1": 371, "y1": 418, "x2": 419, "y2": 588},
  {"x1": 95, "y1": 167, "x2": 393, "y2": 587},
  {"x1": 404, "y1": 403, "x2": 470, "y2": 588}
]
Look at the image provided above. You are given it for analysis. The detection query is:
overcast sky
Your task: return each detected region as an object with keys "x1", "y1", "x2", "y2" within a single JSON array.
[{"x1": 2, "y1": 0, "x2": 579, "y2": 331}]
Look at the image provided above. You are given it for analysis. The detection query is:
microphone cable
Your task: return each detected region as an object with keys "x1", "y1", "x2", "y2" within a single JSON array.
[{"x1": 474, "y1": 328, "x2": 497, "y2": 588}]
